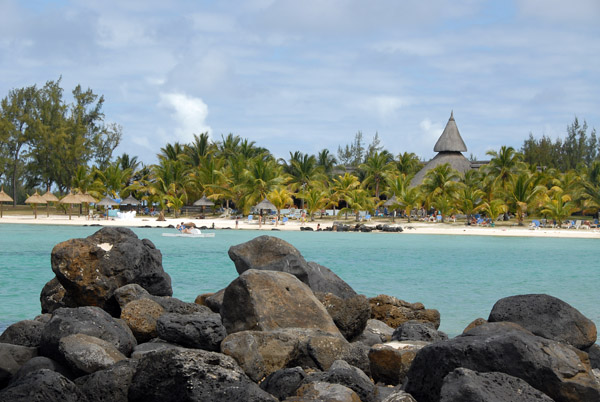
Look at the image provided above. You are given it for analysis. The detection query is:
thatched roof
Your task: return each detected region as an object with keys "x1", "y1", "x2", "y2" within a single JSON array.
[
  {"x1": 433, "y1": 111, "x2": 467, "y2": 153},
  {"x1": 0, "y1": 187, "x2": 13, "y2": 202},
  {"x1": 411, "y1": 152, "x2": 472, "y2": 186},
  {"x1": 193, "y1": 195, "x2": 214, "y2": 207}
]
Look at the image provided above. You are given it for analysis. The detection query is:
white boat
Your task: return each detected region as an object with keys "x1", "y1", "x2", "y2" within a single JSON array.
[{"x1": 162, "y1": 231, "x2": 215, "y2": 238}]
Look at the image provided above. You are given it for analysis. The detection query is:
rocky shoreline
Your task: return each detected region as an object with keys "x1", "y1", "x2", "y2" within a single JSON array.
[{"x1": 0, "y1": 227, "x2": 598, "y2": 401}]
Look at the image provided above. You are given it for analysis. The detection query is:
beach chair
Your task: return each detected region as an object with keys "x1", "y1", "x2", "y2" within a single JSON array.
[
  {"x1": 529, "y1": 220, "x2": 540, "y2": 230},
  {"x1": 247, "y1": 215, "x2": 254, "y2": 224},
  {"x1": 364, "y1": 214, "x2": 371, "y2": 221},
  {"x1": 281, "y1": 217, "x2": 288, "y2": 225}
]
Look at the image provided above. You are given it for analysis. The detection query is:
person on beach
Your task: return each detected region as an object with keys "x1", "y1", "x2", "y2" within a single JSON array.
[{"x1": 235, "y1": 217, "x2": 239, "y2": 229}]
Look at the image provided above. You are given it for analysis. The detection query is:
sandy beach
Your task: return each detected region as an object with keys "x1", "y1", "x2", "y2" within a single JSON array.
[{"x1": 1, "y1": 213, "x2": 599, "y2": 239}]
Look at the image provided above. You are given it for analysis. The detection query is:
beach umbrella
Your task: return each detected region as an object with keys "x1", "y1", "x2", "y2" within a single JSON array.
[
  {"x1": 97, "y1": 196, "x2": 120, "y2": 220},
  {"x1": 383, "y1": 195, "x2": 399, "y2": 207},
  {"x1": 193, "y1": 195, "x2": 214, "y2": 214},
  {"x1": 25, "y1": 191, "x2": 47, "y2": 219},
  {"x1": 121, "y1": 194, "x2": 140, "y2": 205},
  {"x1": 42, "y1": 190, "x2": 59, "y2": 217},
  {"x1": 60, "y1": 192, "x2": 83, "y2": 220},
  {"x1": 0, "y1": 187, "x2": 14, "y2": 218},
  {"x1": 254, "y1": 197, "x2": 276, "y2": 211},
  {"x1": 79, "y1": 193, "x2": 98, "y2": 217}
]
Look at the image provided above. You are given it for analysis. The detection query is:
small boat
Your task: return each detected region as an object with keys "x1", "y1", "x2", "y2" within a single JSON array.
[{"x1": 162, "y1": 230, "x2": 215, "y2": 238}]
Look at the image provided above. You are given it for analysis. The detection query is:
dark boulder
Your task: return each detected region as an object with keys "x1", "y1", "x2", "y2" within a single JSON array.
[
  {"x1": 353, "y1": 319, "x2": 394, "y2": 346},
  {"x1": 128, "y1": 348, "x2": 277, "y2": 402},
  {"x1": 74, "y1": 359, "x2": 139, "y2": 402},
  {"x1": 228, "y1": 235, "x2": 357, "y2": 299},
  {"x1": 0, "y1": 319, "x2": 45, "y2": 347},
  {"x1": 260, "y1": 366, "x2": 307, "y2": 400},
  {"x1": 120, "y1": 298, "x2": 165, "y2": 343},
  {"x1": 50, "y1": 227, "x2": 172, "y2": 315},
  {"x1": 58, "y1": 334, "x2": 127, "y2": 375},
  {"x1": 316, "y1": 292, "x2": 370, "y2": 341},
  {"x1": 0, "y1": 369, "x2": 88, "y2": 402},
  {"x1": 221, "y1": 269, "x2": 341, "y2": 336},
  {"x1": 302, "y1": 359, "x2": 376, "y2": 402},
  {"x1": 290, "y1": 382, "x2": 362, "y2": 401},
  {"x1": 404, "y1": 322, "x2": 600, "y2": 402},
  {"x1": 380, "y1": 390, "x2": 417, "y2": 402},
  {"x1": 488, "y1": 293, "x2": 597, "y2": 349},
  {"x1": 0, "y1": 343, "x2": 37, "y2": 388},
  {"x1": 156, "y1": 312, "x2": 226, "y2": 351},
  {"x1": 40, "y1": 277, "x2": 77, "y2": 314},
  {"x1": 391, "y1": 320, "x2": 448, "y2": 343},
  {"x1": 40, "y1": 306, "x2": 136, "y2": 364},
  {"x1": 439, "y1": 367, "x2": 555, "y2": 402},
  {"x1": 130, "y1": 339, "x2": 186, "y2": 359},
  {"x1": 586, "y1": 343, "x2": 600, "y2": 369},
  {"x1": 9, "y1": 356, "x2": 72, "y2": 385},
  {"x1": 204, "y1": 288, "x2": 225, "y2": 313},
  {"x1": 115, "y1": 283, "x2": 210, "y2": 315}
]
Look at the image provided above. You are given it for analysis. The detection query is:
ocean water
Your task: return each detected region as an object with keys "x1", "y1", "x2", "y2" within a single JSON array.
[{"x1": 0, "y1": 223, "x2": 598, "y2": 337}]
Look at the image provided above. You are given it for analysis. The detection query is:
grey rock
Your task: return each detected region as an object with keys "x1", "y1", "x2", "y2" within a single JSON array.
[
  {"x1": 10, "y1": 356, "x2": 72, "y2": 385},
  {"x1": 0, "y1": 343, "x2": 37, "y2": 388},
  {"x1": 290, "y1": 381, "x2": 362, "y2": 402},
  {"x1": 380, "y1": 389, "x2": 417, "y2": 402},
  {"x1": 40, "y1": 306, "x2": 136, "y2": 364},
  {"x1": 40, "y1": 277, "x2": 77, "y2": 314},
  {"x1": 586, "y1": 343, "x2": 600, "y2": 369},
  {"x1": 303, "y1": 359, "x2": 376, "y2": 402},
  {"x1": 260, "y1": 367, "x2": 307, "y2": 400},
  {"x1": 488, "y1": 293, "x2": 597, "y2": 349},
  {"x1": 391, "y1": 320, "x2": 448, "y2": 343},
  {"x1": 156, "y1": 312, "x2": 226, "y2": 351},
  {"x1": 204, "y1": 288, "x2": 225, "y2": 313},
  {"x1": 74, "y1": 359, "x2": 139, "y2": 402},
  {"x1": 354, "y1": 319, "x2": 395, "y2": 346},
  {"x1": 439, "y1": 367, "x2": 555, "y2": 402},
  {"x1": 0, "y1": 369, "x2": 89, "y2": 402},
  {"x1": 316, "y1": 292, "x2": 371, "y2": 341},
  {"x1": 128, "y1": 348, "x2": 277, "y2": 402},
  {"x1": 228, "y1": 235, "x2": 357, "y2": 299},
  {"x1": 58, "y1": 334, "x2": 127, "y2": 375},
  {"x1": 368, "y1": 341, "x2": 429, "y2": 386},
  {"x1": 403, "y1": 322, "x2": 600, "y2": 402},
  {"x1": 0, "y1": 319, "x2": 45, "y2": 347},
  {"x1": 131, "y1": 339, "x2": 186, "y2": 359}
]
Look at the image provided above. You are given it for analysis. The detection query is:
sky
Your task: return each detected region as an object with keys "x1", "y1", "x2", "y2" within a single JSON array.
[{"x1": 1, "y1": 0, "x2": 599, "y2": 164}]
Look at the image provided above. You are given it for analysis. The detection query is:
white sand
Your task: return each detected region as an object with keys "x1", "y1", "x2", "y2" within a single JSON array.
[{"x1": 1, "y1": 213, "x2": 599, "y2": 239}]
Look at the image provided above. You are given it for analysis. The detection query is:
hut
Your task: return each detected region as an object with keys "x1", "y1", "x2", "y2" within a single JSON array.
[{"x1": 411, "y1": 111, "x2": 473, "y2": 186}]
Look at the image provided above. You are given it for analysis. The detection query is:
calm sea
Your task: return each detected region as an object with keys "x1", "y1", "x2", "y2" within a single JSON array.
[{"x1": 1, "y1": 223, "x2": 598, "y2": 338}]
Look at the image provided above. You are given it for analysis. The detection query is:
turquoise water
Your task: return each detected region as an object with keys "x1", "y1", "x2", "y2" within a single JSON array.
[{"x1": 1, "y1": 223, "x2": 599, "y2": 337}]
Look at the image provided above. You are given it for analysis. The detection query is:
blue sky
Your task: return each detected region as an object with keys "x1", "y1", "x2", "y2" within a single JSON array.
[{"x1": 1, "y1": 0, "x2": 599, "y2": 164}]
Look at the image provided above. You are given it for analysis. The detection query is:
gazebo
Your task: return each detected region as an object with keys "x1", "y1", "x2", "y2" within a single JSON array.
[
  {"x1": 411, "y1": 111, "x2": 473, "y2": 186},
  {"x1": 0, "y1": 187, "x2": 13, "y2": 218}
]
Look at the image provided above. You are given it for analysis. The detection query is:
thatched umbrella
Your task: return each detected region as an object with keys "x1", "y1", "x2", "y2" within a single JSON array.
[
  {"x1": 254, "y1": 198, "x2": 276, "y2": 211},
  {"x1": 121, "y1": 194, "x2": 140, "y2": 212},
  {"x1": 97, "y1": 196, "x2": 120, "y2": 220},
  {"x1": 79, "y1": 193, "x2": 98, "y2": 217},
  {"x1": 60, "y1": 192, "x2": 83, "y2": 220},
  {"x1": 193, "y1": 195, "x2": 214, "y2": 214},
  {"x1": 25, "y1": 191, "x2": 47, "y2": 219},
  {"x1": 0, "y1": 187, "x2": 14, "y2": 218},
  {"x1": 42, "y1": 190, "x2": 59, "y2": 217},
  {"x1": 384, "y1": 195, "x2": 400, "y2": 222}
]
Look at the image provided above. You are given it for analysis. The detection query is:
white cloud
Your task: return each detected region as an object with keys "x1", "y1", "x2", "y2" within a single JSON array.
[
  {"x1": 361, "y1": 96, "x2": 409, "y2": 120},
  {"x1": 159, "y1": 93, "x2": 211, "y2": 143}
]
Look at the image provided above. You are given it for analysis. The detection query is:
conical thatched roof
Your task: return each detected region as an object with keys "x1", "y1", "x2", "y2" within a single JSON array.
[
  {"x1": 25, "y1": 191, "x2": 47, "y2": 204},
  {"x1": 42, "y1": 190, "x2": 59, "y2": 202},
  {"x1": 121, "y1": 194, "x2": 140, "y2": 205},
  {"x1": 383, "y1": 195, "x2": 399, "y2": 207},
  {"x1": 254, "y1": 198, "x2": 276, "y2": 211},
  {"x1": 433, "y1": 111, "x2": 467, "y2": 153},
  {"x1": 411, "y1": 152, "x2": 472, "y2": 186},
  {"x1": 60, "y1": 192, "x2": 83, "y2": 204},
  {"x1": 0, "y1": 187, "x2": 13, "y2": 202},
  {"x1": 79, "y1": 193, "x2": 98, "y2": 204},
  {"x1": 97, "y1": 196, "x2": 120, "y2": 207},
  {"x1": 193, "y1": 195, "x2": 214, "y2": 207}
]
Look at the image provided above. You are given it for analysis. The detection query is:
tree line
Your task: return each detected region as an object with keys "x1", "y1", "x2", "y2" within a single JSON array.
[{"x1": 1, "y1": 80, "x2": 599, "y2": 224}]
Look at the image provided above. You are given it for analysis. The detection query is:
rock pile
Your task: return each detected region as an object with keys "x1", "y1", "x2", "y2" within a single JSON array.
[{"x1": 1, "y1": 228, "x2": 598, "y2": 401}]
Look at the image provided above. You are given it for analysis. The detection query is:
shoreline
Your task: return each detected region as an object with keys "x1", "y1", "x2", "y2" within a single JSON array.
[{"x1": 1, "y1": 214, "x2": 599, "y2": 239}]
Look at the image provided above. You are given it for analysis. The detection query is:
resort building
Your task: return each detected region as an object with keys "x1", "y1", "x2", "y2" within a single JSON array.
[{"x1": 411, "y1": 111, "x2": 479, "y2": 186}]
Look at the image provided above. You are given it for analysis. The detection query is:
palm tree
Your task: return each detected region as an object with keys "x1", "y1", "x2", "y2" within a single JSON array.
[
  {"x1": 182, "y1": 133, "x2": 213, "y2": 167},
  {"x1": 268, "y1": 188, "x2": 293, "y2": 224},
  {"x1": 330, "y1": 173, "x2": 360, "y2": 220},
  {"x1": 396, "y1": 152, "x2": 422, "y2": 175},
  {"x1": 359, "y1": 151, "x2": 396, "y2": 198},
  {"x1": 282, "y1": 151, "x2": 325, "y2": 209},
  {"x1": 541, "y1": 191, "x2": 578, "y2": 227},
  {"x1": 299, "y1": 187, "x2": 329, "y2": 221},
  {"x1": 485, "y1": 146, "x2": 525, "y2": 191},
  {"x1": 239, "y1": 157, "x2": 285, "y2": 214},
  {"x1": 158, "y1": 142, "x2": 184, "y2": 162},
  {"x1": 316, "y1": 149, "x2": 337, "y2": 177},
  {"x1": 505, "y1": 172, "x2": 546, "y2": 225},
  {"x1": 431, "y1": 194, "x2": 456, "y2": 223},
  {"x1": 421, "y1": 163, "x2": 460, "y2": 206},
  {"x1": 455, "y1": 185, "x2": 484, "y2": 223},
  {"x1": 479, "y1": 198, "x2": 508, "y2": 222},
  {"x1": 338, "y1": 187, "x2": 373, "y2": 221},
  {"x1": 397, "y1": 186, "x2": 422, "y2": 223},
  {"x1": 92, "y1": 161, "x2": 133, "y2": 199},
  {"x1": 582, "y1": 161, "x2": 600, "y2": 219}
]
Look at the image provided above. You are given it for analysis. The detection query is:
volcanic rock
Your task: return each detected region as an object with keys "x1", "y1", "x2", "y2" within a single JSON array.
[
  {"x1": 58, "y1": 334, "x2": 127, "y2": 375},
  {"x1": 391, "y1": 320, "x2": 448, "y2": 343},
  {"x1": 0, "y1": 343, "x2": 38, "y2": 388},
  {"x1": 221, "y1": 269, "x2": 341, "y2": 336},
  {"x1": 50, "y1": 227, "x2": 172, "y2": 315},
  {"x1": 288, "y1": 382, "x2": 361, "y2": 402},
  {"x1": 403, "y1": 322, "x2": 600, "y2": 402},
  {"x1": 0, "y1": 369, "x2": 89, "y2": 402},
  {"x1": 128, "y1": 347, "x2": 277, "y2": 402},
  {"x1": 316, "y1": 292, "x2": 370, "y2": 341},
  {"x1": 74, "y1": 359, "x2": 139, "y2": 402},
  {"x1": 488, "y1": 293, "x2": 597, "y2": 349},
  {"x1": 156, "y1": 312, "x2": 226, "y2": 351},
  {"x1": 260, "y1": 367, "x2": 307, "y2": 400},
  {"x1": 353, "y1": 319, "x2": 395, "y2": 346},
  {"x1": 369, "y1": 295, "x2": 440, "y2": 329},
  {"x1": 368, "y1": 341, "x2": 428, "y2": 386},
  {"x1": 0, "y1": 319, "x2": 45, "y2": 347},
  {"x1": 120, "y1": 298, "x2": 165, "y2": 343},
  {"x1": 439, "y1": 367, "x2": 555, "y2": 402},
  {"x1": 302, "y1": 359, "x2": 376, "y2": 402}
]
